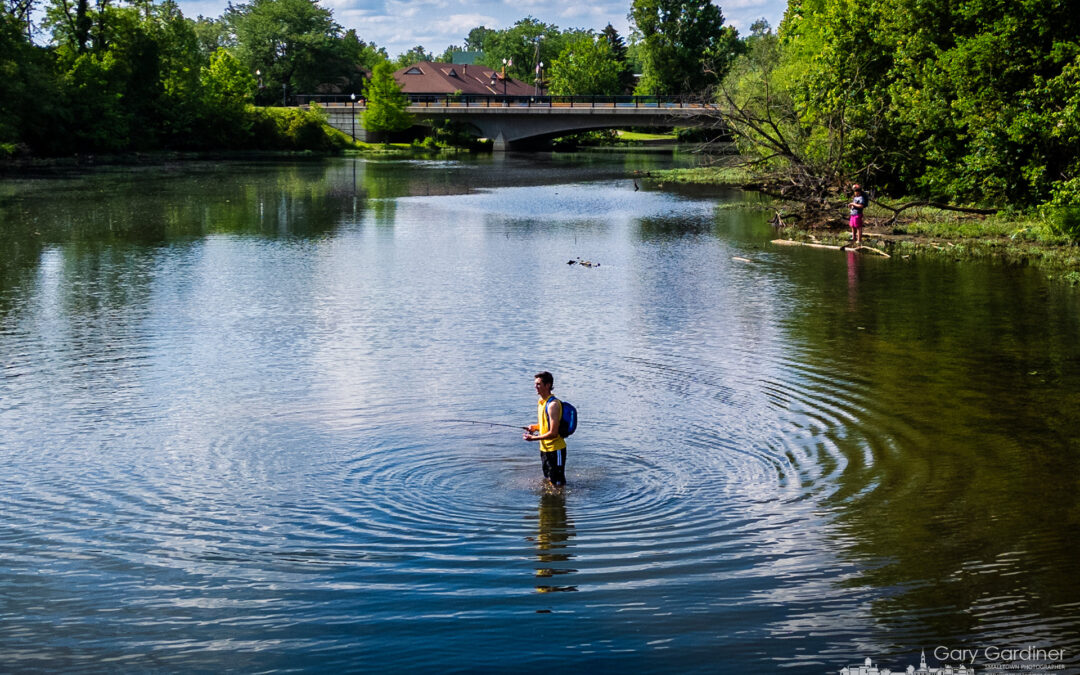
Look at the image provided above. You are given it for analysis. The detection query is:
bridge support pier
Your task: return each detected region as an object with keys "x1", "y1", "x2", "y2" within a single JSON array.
[{"x1": 492, "y1": 131, "x2": 508, "y2": 153}]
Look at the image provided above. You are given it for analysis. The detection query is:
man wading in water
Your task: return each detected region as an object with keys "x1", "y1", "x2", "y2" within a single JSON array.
[{"x1": 523, "y1": 371, "x2": 567, "y2": 487}]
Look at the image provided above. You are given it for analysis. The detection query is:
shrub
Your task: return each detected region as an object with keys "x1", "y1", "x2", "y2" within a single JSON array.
[
  {"x1": 1042, "y1": 206, "x2": 1080, "y2": 243},
  {"x1": 246, "y1": 105, "x2": 342, "y2": 150}
]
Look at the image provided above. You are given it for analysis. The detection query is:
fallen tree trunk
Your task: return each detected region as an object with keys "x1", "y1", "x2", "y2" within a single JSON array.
[
  {"x1": 771, "y1": 240, "x2": 891, "y2": 257},
  {"x1": 874, "y1": 200, "x2": 998, "y2": 226}
]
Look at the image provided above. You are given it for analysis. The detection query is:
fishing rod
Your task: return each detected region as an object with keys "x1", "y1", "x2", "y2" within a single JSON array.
[{"x1": 442, "y1": 419, "x2": 530, "y2": 430}]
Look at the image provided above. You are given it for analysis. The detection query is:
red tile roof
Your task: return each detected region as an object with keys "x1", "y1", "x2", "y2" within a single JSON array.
[{"x1": 393, "y1": 61, "x2": 538, "y2": 96}]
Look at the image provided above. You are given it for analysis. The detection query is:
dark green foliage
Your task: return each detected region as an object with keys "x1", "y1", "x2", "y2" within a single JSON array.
[
  {"x1": 1043, "y1": 206, "x2": 1080, "y2": 242},
  {"x1": 551, "y1": 129, "x2": 618, "y2": 149},
  {"x1": 225, "y1": 0, "x2": 354, "y2": 103},
  {"x1": 341, "y1": 29, "x2": 386, "y2": 76},
  {"x1": 199, "y1": 48, "x2": 256, "y2": 146},
  {"x1": 192, "y1": 16, "x2": 230, "y2": 60},
  {"x1": 630, "y1": 0, "x2": 741, "y2": 95},
  {"x1": 61, "y1": 51, "x2": 134, "y2": 152},
  {"x1": 429, "y1": 118, "x2": 481, "y2": 148},
  {"x1": 249, "y1": 105, "x2": 339, "y2": 150},
  {"x1": 0, "y1": 14, "x2": 62, "y2": 150},
  {"x1": 475, "y1": 17, "x2": 592, "y2": 82},
  {"x1": 362, "y1": 61, "x2": 412, "y2": 134},
  {"x1": 464, "y1": 26, "x2": 494, "y2": 52},
  {"x1": 601, "y1": 24, "x2": 636, "y2": 94},
  {"x1": 394, "y1": 44, "x2": 432, "y2": 68},
  {"x1": 548, "y1": 35, "x2": 623, "y2": 96},
  {"x1": 0, "y1": 0, "x2": 371, "y2": 156},
  {"x1": 721, "y1": 0, "x2": 1080, "y2": 208}
]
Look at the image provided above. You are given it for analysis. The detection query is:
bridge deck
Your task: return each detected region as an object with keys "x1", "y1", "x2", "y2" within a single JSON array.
[
  {"x1": 311, "y1": 95, "x2": 722, "y2": 148},
  {"x1": 314, "y1": 101, "x2": 718, "y2": 114}
]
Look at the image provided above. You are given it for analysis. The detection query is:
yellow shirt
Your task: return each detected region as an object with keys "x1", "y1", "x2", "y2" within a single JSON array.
[{"x1": 537, "y1": 396, "x2": 567, "y2": 453}]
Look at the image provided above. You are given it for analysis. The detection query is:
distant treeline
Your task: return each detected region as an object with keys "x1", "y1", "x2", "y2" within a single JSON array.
[
  {"x1": 5, "y1": 0, "x2": 1077, "y2": 210},
  {"x1": 0, "y1": 0, "x2": 383, "y2": 155},
  {"x1": 0, "y1": 0, "x2": 743, "y2": 156}
]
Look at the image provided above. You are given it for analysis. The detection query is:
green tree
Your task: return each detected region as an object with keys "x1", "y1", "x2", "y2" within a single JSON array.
[
  {"x1": 478, "y1": 17, "x2": 590, "y2": 82},
  {"x1": 601, "y1": 23, "x2": 635, "y2": 94},
  {"x1": 714, "y1": 0, "x2": 1080, "y2": 209},
  {"x1": 61, "y1": 50, "x2": 132, "y2": 151},
  {"x1": 2, "y1": 0, "x2": 34, "y2": 38},
  {"x1": 192, "y1": 16, "x2": 230, "y2": 59},
  {"x1": 0, "y1": 12, "x2": 62, "y2": 151},
  {"x1": 151, "y1": 2, "x2": 211, "y2": 146},
  {"x1": 199, "y1": 47, "x2": 255, "y2": 144},
  {"x1": 394, "y1": 44, "x2": 431, "y2": 68},
  {"x1": 437, "y1": 44, "x2": 463, "y2": 63},
  {"x1": 338, "y1": 28, "x2": 380, "y2": 91},
  {"x1": 630, "y1": 0, "x2": 740, "y2": 95},
  {"x1": 362, "y1": 61, "x2": 411, "y2": 133},
  {"x1": 464, "y1": 26, "x2": 494, "y2": 51},
  {"x1": 203, "y1": 47, "x2": 255, "y2": 107},
  {"x1": 777, "y1": 0, "x2": 1080, "y2": 205},
  {"x1": 548, "y1": 35, "x2": 622, "y2": 96},
  {"x1": 225, "y1": 0, "x2": 350, "y2": 104}
]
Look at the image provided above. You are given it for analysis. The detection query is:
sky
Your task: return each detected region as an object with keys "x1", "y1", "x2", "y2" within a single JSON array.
[{"x1": 177, "y1": 0, "x2": 789, "y2": 59}]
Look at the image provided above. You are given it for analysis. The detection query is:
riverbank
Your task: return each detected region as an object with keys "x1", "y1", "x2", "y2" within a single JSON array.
[
  {"x1": 647, "y1": 166, "x2": 1080, "y2": 285},
  {"x1": 0, "y1": 142, "x2": 477, "y2": 173}
]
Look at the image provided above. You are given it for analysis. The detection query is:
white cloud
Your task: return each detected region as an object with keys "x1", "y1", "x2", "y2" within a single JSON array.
[
  {"x1": 443, "y1": 13, "x2": 503, "y2": 33},
  {"x1": 172, "y1": 0, "x2": 786, "y2": 58}
]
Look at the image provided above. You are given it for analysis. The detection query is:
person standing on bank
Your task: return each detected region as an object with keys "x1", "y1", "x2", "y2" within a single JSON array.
[
  {"x1": 849, "y1": 183, "x2": 868, "y2": 245},
  {"x1": 523, "y1": 371, "x2": 567, "y2": 486}
]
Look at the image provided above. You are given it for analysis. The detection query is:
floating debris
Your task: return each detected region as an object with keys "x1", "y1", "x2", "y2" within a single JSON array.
[{"x1": 771, "y1": 239, "x2": 891, "y2": 257}]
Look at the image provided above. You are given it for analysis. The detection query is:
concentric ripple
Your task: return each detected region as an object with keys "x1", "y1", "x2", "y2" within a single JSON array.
[{"x1": 1, "y1": 157, "x2": 1078, "y2": 672}]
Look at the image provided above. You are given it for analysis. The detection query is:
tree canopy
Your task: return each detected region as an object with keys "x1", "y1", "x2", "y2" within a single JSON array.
[
  {"x1": 630, "y1": 0, "x2": 740, "y2": 95},
  {"x1": 547, "y1": 35, "x2": 624, "y2": 96},
  {"x1": 719, "y1": 0, "x2": 1080, "y2": 207},
  {"x1": 3, "y1": 0, "x2": 1078, "y2": 213},
  {"x1": 362, "y1": 61, "x2": 412, "y2": 133},
  {"x1": 225, "y1": 0, "x2": 363, "y2": 103},
  {"x1": 470, "y1": 17, "x2": 592, "y2": 82},
  {"x1": 601, "y1": 23, "x2": 635, "y2": 94},
  {"x1": 394, "y1": 44, "x2": 432, "y2": 68},
  {"x1": 0, "y1": 0, "x2": 374, "y2": 155}
]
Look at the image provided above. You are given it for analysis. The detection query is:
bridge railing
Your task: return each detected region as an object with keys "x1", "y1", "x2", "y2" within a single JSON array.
[{"x1": 293, "y1": 94, "x2": 718, "y2": 109}]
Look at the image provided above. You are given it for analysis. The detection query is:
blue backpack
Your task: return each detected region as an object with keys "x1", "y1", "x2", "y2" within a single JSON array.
[{"x1": 548, "y1": 398, "x2": 578, "y2": 437}]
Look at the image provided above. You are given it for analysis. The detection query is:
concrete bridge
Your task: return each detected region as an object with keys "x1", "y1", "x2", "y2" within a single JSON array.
[{"x1": 303, "y1": 95, "x2": 723, "y2": 150}]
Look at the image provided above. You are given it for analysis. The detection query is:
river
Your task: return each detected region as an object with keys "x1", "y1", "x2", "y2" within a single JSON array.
[{"x1": 1, "y1": 153, "x2": 1078, "y2": 673}]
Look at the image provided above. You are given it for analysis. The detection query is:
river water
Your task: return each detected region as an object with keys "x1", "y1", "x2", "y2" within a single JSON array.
[{"x1": 1, "y1": 154, "x2": 1078, "y2": 673}]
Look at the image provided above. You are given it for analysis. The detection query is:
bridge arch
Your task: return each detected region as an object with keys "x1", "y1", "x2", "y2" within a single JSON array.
[{"x1": 309, "y1": 95, "x2": 723, "y2": 150}]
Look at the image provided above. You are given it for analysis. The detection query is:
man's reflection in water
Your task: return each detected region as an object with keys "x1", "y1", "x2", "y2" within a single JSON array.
[{"x1": 529, "y1": 491, "x2": 577, "y2": 593}]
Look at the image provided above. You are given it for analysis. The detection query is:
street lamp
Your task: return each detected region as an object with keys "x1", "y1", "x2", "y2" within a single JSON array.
[
  {"x1": 501, "y1": 57, "x2": 512, "y2": 96},
  {"x1": 533, "y1": 36, "x2": 543, "y2": 96},
  {"x1": 350, "y1": 92, "x2": 356, "y2": 141}
]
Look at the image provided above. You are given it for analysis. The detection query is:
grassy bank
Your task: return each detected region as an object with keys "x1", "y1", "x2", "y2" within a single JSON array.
[
  {"x1": 0, "y1": 121, "x2": 484, "y2": 171},
  {"x1": 647, "y1": 165, "x2": 756, "y2": 185},
  {"x1": 615, "y1": 130, "x2": 678, "y2": 143},
  {"x1": 647, "y1": 166, "x2": 1080, "y2": 285}
]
